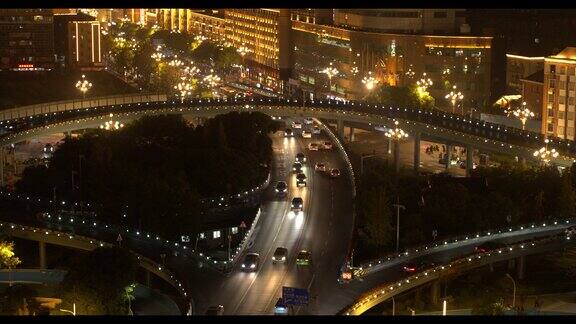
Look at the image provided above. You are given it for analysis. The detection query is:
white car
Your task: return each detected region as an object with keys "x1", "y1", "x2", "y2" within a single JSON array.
[
  {"x1": 302, "y1": 131, "x2": 312, "y2": 138},
  {"x1": 292, "y1": 121, "x2": 303, "y2": 129},
  {"x1": 312, "y1": 126, "x2": 321, "y2": 135},
  {"x1": 304, "y1": 118, "x2": 314, "y2": 125},
  {"x1": 322, "y1": 141, "x2": 333, "y2": 150},
  {"x1": 308, "y1": 143, "x2": 319, "y2": 151}
]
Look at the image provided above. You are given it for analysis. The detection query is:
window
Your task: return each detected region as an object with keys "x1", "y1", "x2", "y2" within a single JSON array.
[
  {"x1": 570, "y1": 67, "x2": 575, "y2": 75},
  {"x1": 561, "y1": 66, "x2": 567, "y2": 75},
  {"x1": 231, "y1": 227, "x2": 238, "y2": 234},
  {"x1": 559, "y1": 111, "x2": 565, "y2": 119},
  {"x1": 560, "y1": 81, "x2": 566, "y2": 89},
  {"x1": 434, "y1": 11, "x2": 448, "y2": 18},
  {"x1": 570, "y1": 97, "x2": 575, "y2": 105},
  {"x1": 550, "y1": 65, "x2": 556, "y2": 74},
  {"x1": 569, "y1": 127, "x2": 575, "y2": 137},
  {"x1": 549, "y1": 79, "x2": 556, "y2": 88},
  {"x1": 570, "y1": 82, "x2": 576, "y2": 91},
  {"x1": 560, "y1": 96, "x2": 566, "y2": 105},
  {"x1": 213, "y1": 230, "x2": 221, "y2": 239},
  {"x1": 548, "y1": 123, "x2": 554, "y2": 132},
  {"x1": 548, "y1": 109, "x2": 554, "y2": 117}
]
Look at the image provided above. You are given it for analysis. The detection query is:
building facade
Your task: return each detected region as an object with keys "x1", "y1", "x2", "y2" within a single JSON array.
[
  {"x1": 520, "y1": 70, "x2": 543, "y2": 119},
  {"x1": 542, "y1": 47, "x2": 576, "y2": 139},
  {"x1": 505, "y1": 54, "x2": 544, "y2": 94},
  {"x1": 0, "y1": 9, "x2": 55, "y2": 70},
  {"x1": 67, "y1": 20, "x2": 103, "y2": 70}
]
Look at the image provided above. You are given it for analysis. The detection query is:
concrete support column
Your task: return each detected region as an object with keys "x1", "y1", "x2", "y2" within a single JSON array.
[
  {"x1": 517, "y1": 256, "x2": 525, "y2": 280},
  {"x1": 349, "y1": 127, "x2": 355, "y2": 142},
  {"x1": 39, "y1": 241, "x2": 46, "y2": 269},
  {"x1": 394, "y1": 140, "x2": 401, "y2": 173},
  {"x1": 466, "y1": 146, "x2": 474, "y2": 177},
  {"x1": 337, "y1": 119, "x2": 344, "y2": 140},
  {"x1": 413, "y1": 132, "x2": 421, "y2": 174},
  {"x1": 489, "y1": 262, "x2": 494, "y2": 273},
  {"x1": 445, "y1": 144, "x2": 452, "y2": 171},
  {"x1": 508, "y1": 258, "x2": 516, "y2": 271},
  {"x1": 146, "y1": 270, "x2": 151, "y2": 287},
  {"x1": 430, "y1": 280, "x2": 440, "y2": 306}
]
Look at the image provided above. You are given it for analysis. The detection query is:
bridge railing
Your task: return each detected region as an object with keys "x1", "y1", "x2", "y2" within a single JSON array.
[
  {"x1": 342, "y1": 232, "x2": 575, "y2": 315},
  {"x1": 353, "y1": 217, "x2": 575, "y2": 279}
]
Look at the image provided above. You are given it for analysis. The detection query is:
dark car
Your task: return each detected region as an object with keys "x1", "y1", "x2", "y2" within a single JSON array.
[
  {"x1": 291, "y1": 197, "x2": 303, "y2": 211},
  {"x1": 402, "y1": 261, "x2": 435, "y2": 274},
  {"x1": 292, "y1": 162, "x2": 302, "y2": 173},
  {"x1": 296, "y1": 250, "x2": 312, "y2": 266},
  {"x1": 474, "y1": 241, "x2": 507, "y2": 253},
  {"x1": 205, "y1": 305, "x2": 224, "y2": 315},
  {"x1": 241, "y1": 253, "x2": 260, "y2": 272},
  {"x1": 284, "y1": 128, "x2": 293, "y2": 137},
  {"x1": 272, "y1": 247, "x2": 288, "y2": 263},
  {"x1": 296, "y1": 173, "x2": 307, "y2": 187},
  {"x1": 275, "y1": 181, "x2": 288, "y2": 195},
  {"x1": 296, "y1": 153, "x2": 306, "y2": 164}
]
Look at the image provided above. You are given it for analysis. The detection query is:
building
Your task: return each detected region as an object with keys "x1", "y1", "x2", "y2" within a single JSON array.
[
  {"x1": 0, "y1": 9, "x2": 55, "y2": 70},
  {"x1": 67, "y1": 20, "x2": 103, "y2": 70},
  {"x1": 505, "y1": 54, "x2": 544, "y2": 94},
  {"x1": 333, "y1": 9, "x2": 467, "y2": 35},
  {"x1": 53, "y1": 12, "x2": 96, "y2": 68},
  {"x1": 291, "y1": 20, "x2": 492, "y2": 111},
  {"x1": 520, "y1": 70, "x2": 543, "y2": 119},
  {"x1": 542, "y1": 47, "x2": 576, "y2": 139},
  {"x1": 290, "y1": 9, "x2": 333, "y2": 25}
]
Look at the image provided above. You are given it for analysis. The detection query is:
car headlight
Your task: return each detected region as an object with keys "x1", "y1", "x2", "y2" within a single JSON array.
[
  {"x1": 241, "y1": 264, "x2": 246, "y2": 268},
  {"x1": 282, "y1": 256, "x2": 286, "y2": 261},
  {"x1": 272, "y1": 257, "x2": 276, "y2": 261},
  {"x1": 250, "y1": 264, "x2": 256, "y2": 269},
  {"x1": 275, "y1": 189, "x2": 279, "y2": 192}
]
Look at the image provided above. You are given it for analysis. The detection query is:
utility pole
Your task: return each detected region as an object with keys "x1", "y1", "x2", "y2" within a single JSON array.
[{"x1": 392, "y1": 197, "x2": 405, "y2": 253}]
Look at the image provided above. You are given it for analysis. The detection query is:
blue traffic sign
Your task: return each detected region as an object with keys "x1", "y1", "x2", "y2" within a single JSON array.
[{"x1": 282, "y1": 286, "x2": 309, "y2": 306}]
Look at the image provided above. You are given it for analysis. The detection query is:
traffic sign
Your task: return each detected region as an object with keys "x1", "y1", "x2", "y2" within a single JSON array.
[
  {"x1": 117, "y1": 234, "x2": 123, "y2": 242},
  {"x1": 341, "y1": 271, "x2": 353, "y2": 281},
  {"x1": 282, "y1": 286, "x2": 309, "y2": 306},
  {"x1": 239, "y1": 221, "x2": 247, "y2": 228}
]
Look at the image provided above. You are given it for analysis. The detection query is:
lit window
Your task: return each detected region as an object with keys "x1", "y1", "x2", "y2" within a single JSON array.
[
  {"x1": 213, "y1": 230, "x2": 221, "y2": 239},
  {"x1": 199, "y1": 233, "x2": 205, "y2": 239},
  {"x1": 231, "y1": 227, "x2": 238, "y2": 234}
]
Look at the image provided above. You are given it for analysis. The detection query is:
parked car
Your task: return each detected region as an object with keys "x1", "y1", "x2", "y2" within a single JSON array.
[{"x1": 296, "y1": 250, "x2": 312, "y2": 266}]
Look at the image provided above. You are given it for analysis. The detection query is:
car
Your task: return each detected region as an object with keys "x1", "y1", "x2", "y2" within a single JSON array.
[
  {"x1": 402, "y1": 261, "x2": 435, "y2": 274},
  {"x1": 296, "y1": 250, "x2": 312, "y2": 266},
  {"x1": 296, "y1": 173, "x2": 307, "y2": 187},
  {"x1": 302, "y1": 130, "x2": 312, "y2": 138},
  {"x1": 291, "y1": 197, "x2": 303, "y2": 211},
  {"x1": 292, "y1": 162, "x2": 302, "y2": 173},
  {"x1": 308, "y1": 143, "x2": 320, "y2": 151},
  {"x1": 292, "y1": 121, "x2": 302, "y2": 129},
  {"x1": 312, "y1": 125, "x2": 321, "y2": 135},
  {"x1": 274, "y1": 298, "x2": 288, "y2": 315},
  {"x1": 275, "y1": 181, "x2": 288, "y2": 195},
  {"x1": 241, "y1": 253, "x2": 260, "y2": 272},
  {"x1": 322, "y1": 141, "x2": 333, "y2": 150},
  {"x1": 329, "y1": 168, "x2": 341, "y2": 178},
  {"x1": 296, "y1": 153, "x2": 306, "y2": 164},
  {"x1": 474, "y1": 241, "x2": 507, "y2": 253},
  {"x1": 304, "y1": 117, "x2": 314, "y2": 125},
  {"x1": 284, "y1": 128, "x2": 293, "y2": 137},
  {"x1": 43, "y1": 144, "x2": 54, "y2": 153},
  {"x1": 205, "y1": 305, "x2": 224, "y2": 315},
  {"x1": 272, "y1": 247, "x2": 288, "y2": 263},
  {"x1": 315, "y1": 162, "x2": 326, "y2": 172}
]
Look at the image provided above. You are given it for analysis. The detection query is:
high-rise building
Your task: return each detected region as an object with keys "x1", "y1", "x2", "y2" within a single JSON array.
[
  {"x1": 67, "y1": 20, "x2": 103, "y2": 70},
  {"x1": 520, "y1": 70, "x2": 543, "y2": 119},
  {"x1": 542, "y1": 47, "x2": 576, "y2": 139},
  {"x1": 506, "y1": 54, "x2": 544, "y2": 94},
  {"x1": 0, "y1": 9, "x2": 55, "y2": 70}
]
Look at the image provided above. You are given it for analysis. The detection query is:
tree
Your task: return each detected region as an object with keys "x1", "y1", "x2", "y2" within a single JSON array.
[
  {"x1": 60, "y1": 247, "x2": 139, "y2": 315},
  {"x1": 0, "y1": 240, "x2": 21, "y2": 287},
  {"x1": 366, "y1": 84, "x2": 433, "y2": 108},
  {"x1": 557, "y1": 171, "x2": 576, "y2": 218},
  {"x1": 0, "y1": 284, "x2": 38, "y2": 315},
  {"x1": 358, "y1": 187, "x2": 395, "y2": 249}
]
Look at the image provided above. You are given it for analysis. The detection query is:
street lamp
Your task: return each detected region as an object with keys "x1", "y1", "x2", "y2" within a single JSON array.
[
  {"x1": 445, "y1": 85, "x2": 464, "y2": 114},
  {"x1": 75, "y1": 75, "x2": 92, "y2": 99},
  {"x1": 533, "y1": 138, "x2": 559, "y2": 165},
  {"x1": 385, "y1": 120, "x2": 409, "y2": 173},
  {"x1": 507, "y1": 101, "x2": 535, "y2": 130},
  {"x1": 321, "y1": 62, "x2": 339, "y2": 93},
  {"x1": 151, "y1": 45, "x2": 165, "y2": 62},
  {"x1": 416, "y1": 73, "x2": 433, "y2": 91},
  {"x1": 203, "y1": 69, "x2": 221, "y2": 88},
  {"x1": 392, "y1": 199, "x2": 405, "y2": 253},
  {"x1": 505, "y1": 273, "x2": 516, "y2": 310},
  {"x1": 184, "y1": 64, "x2": 200, "y2": 77},
  {"x1": 405, "y1": 68, "x2": 415, "y2": 79},
  {"x1": 237, "y1": 45, "x2": 251, "y2": 78},
  {"x1": 362, "y1": 71, "x2": 379, "y2": 91},
  {"x1": 174, "y1": 78, "x2": 192, "y2": 103},
  {"x1": 168, "y1": 58, "x2": 184, "y2": 67},
  {"x1": 100, "y1": 113, "x2": 124, "y2": 130}
]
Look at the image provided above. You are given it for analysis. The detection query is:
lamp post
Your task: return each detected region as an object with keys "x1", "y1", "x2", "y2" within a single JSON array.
[
  {"x1": 237, "y1": 45, "x2": 250, "y2": 78},
  {"x1": 174, "y1": 77, "x2": 192, "y2": 103},
  {"x1": 75, "y1": 75, "x2": 92, "y2": 99},
  {"x1": 392, "y1": 198, "x2": 405, "y2": 253},
  {"x1": 321, "y1": 62, "x2": 339, "y2": 94},
  {"x1": 203, "y1": 69, "x2": 221, "y2": 89},
  {"x1": 416, "y1": 73, "x2": 433, "y2": 91},
  {"x1": 505, "y1": 273, "x2": 516, "y2": 310},
  {"x1": 362, "y1": 71, "x2": 379, "y2": 92},
  {"x1": 385, "y1": 120, "x2": 409, "y2": 173},
  {"x1": 533, "y1": 138, "x2": 559, "y2": 166},
  {"x1": 507, "y1": 101, "x2": 534, "y2": 130},
  {"x1": 99, "y1": 113, "x2": 124, "y2": 130},
  {"x1": 445, "y1": 85, "x2": 464, "y2": 114}
]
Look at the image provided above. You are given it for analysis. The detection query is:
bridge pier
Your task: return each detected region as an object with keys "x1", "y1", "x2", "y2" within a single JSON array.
[
  {"x1": 517, "y1": 256, "x2": 525, "y2": 280},
  {"x1": 349, "y1": 127, "x2": 355, "y2": 142},
  {"x1": 39, "y1": 241, "x2": 46, "y2": 269},
  {"x1": 337, "y1": 119, "x2": 344, "y2": 140},
  {"x1": 413, "y1": 132, "x2": 421, "y2": 174},
  {"x1": 508, "y1": 258, "x2": 515, "y2": 271},
  {"x1": 430, "y1": 280, "x2": 441, "y2": 306},
  {"x1": 466, "y1": 146, "x2": 474, "y2": 177},
  {"x1": 489, "y1": 262, "x2": 494, "y2": 273},
  {"x1": 445, "y1": 144, "x2": 452, "y2": 171}
]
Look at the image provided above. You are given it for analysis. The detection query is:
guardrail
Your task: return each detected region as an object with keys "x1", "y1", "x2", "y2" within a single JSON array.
[
  {"x1": 342, "y1": 231, "x2": 575, "y2": 315},
  {"x1": 0, "y1": 221, "x2": 190, "y2": 301},
  {"x1": 352, "y1": 218, "x2": 575, "y2": 279}
]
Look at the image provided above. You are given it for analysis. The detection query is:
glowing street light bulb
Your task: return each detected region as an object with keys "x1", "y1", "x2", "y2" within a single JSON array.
[
  {"x1": 507, "y1": 101, "x2": 535, "y2": 130},
  {"x1": 405, "y1": 68, "x2": 415, "y2": 78},
  {"x1": 168, "y1": 59, "x2": 183, "y2": 67},
  {"x1": 416, "y1": 73, "x2": 433, "y2": 91},
  {"x1": 100, "y1": 113, "x2": 124, "y2": 131},
  {"x1": 362, "y1": 71, "x2": 379, "y2": 90},
  {"x1": 385, "y1": 121, "x2": 409, "y2": 141},
  {"x1": 174, "y1": 80, "x2": 192, "y2": 103},
  {"x1": 445, "y1": 85, "x2": 464, "y2": 114},
  {"x1": 75, "y1": 74, "x2": 92, "y2": 98},
  {"x1": 203, "y1": 70, "x2": 221, "y2": 88},
  {"x1": 533, "y1": 138, "x2": 559, "y2": 165},
  {"x1": 321, "y1": 62, "x2": 339, "y2": 92}
]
